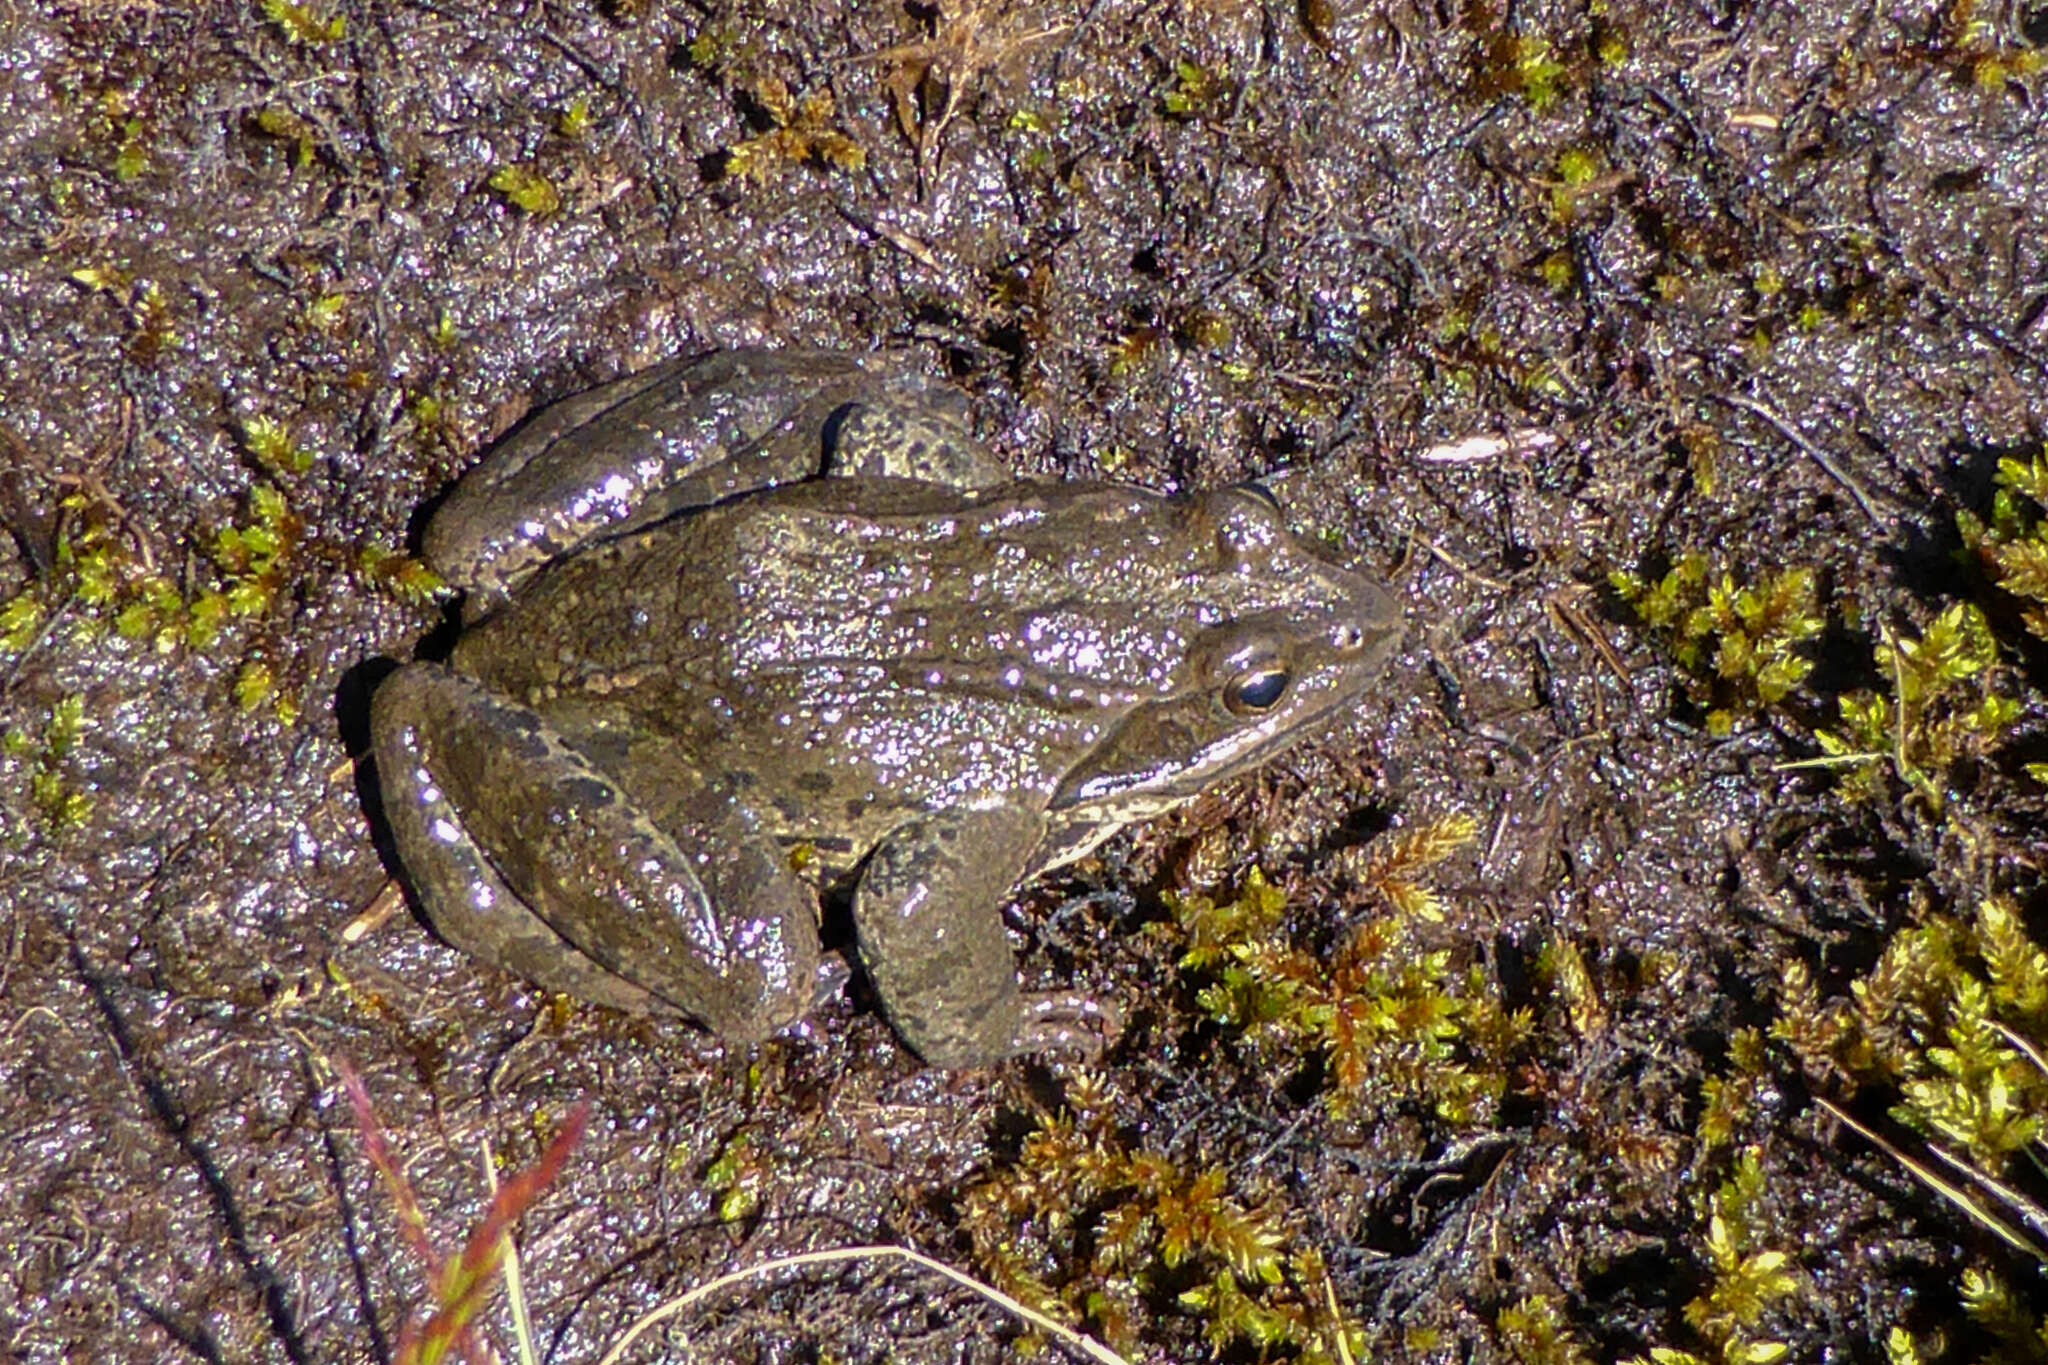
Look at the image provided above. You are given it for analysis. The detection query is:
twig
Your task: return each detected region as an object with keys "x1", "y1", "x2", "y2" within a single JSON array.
[
  {"x1": 1715, "y1": 392, "x2": 1888, "y2": 528},
  {"x1": 1408, "y1": 534, "x2": 1510, "y2": 591},
  {"x1": 594, "y1": 1244, "x2": 1130, "y2": 1365}
]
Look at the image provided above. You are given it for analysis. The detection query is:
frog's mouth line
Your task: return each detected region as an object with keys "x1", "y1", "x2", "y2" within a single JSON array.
[{"x1": 1048, "y1": 653, "x2": 1385, "y2": 812}]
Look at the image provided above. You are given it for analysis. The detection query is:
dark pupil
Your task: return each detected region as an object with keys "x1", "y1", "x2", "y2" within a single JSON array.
[{"x1": 1235, "y1": 669, "x2": 1288, "y2": 710}]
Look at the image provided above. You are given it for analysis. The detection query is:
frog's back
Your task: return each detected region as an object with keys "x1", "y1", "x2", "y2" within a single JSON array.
[{"x1": 457, "y1": 474, "x2": 1390, "y2": 863}]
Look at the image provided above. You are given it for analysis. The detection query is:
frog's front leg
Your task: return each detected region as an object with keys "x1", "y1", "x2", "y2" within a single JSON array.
[
  {"x1": 370, "y1": 664, "x2": 820, "y2": 1041},
  {"x1": 854, "y1": 807, "x2": 1117, "y2": 1068},
  {"x1": 425, "y1": 347, "x2": 1001, "y2": 602}
]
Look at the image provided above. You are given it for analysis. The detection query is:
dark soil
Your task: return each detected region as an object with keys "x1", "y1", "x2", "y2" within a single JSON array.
[{"x1": 3, "y1": 1, "x2": 2046, "y2": 1360}]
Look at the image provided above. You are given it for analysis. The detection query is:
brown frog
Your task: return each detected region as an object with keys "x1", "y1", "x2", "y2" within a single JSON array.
[{"x1": 370, "y1": 348, "x2": 1400, "y2": 1066}]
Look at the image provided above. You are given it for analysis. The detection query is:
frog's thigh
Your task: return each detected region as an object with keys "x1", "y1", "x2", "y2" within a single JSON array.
[
  {"x1": 369, "y1": 664, "x2": 818, "y2": 1040},
  {"x1": 826, "y1": 399, "x2": 1009, "y2": 491},
  {"x1": 854, "y1": 807, "x2": 1046, "y2": 1067}
]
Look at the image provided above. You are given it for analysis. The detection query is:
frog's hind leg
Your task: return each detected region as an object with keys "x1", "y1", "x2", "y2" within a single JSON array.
[
  {"x1": 369, "y1": 663, "x2": 820, "y2": 1041},
  {"x1": 425, "y1": 348, "x2": 991, "y2": 600}
]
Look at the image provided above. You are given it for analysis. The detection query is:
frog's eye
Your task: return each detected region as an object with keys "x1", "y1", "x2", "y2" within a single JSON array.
[{"x1": 1226, "y1": 666, "x2": 1291, "y2": 714}]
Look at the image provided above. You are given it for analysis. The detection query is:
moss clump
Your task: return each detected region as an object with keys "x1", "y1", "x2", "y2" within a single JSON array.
[
  {"x1": 1162, "y1": 58, "x2": 1238, "y2": 120},
  {"x1": 1498, "y1": 1294, "x2": 1594, "y2": 1365},
  {"x1": 1696, "y1": 1027, "x2": 1769, "y2": 1151},
  {"x1": 250, "y1": 104, "x2": 317, "y2": 168},
  {"x1": 702, "y1": 1128, "x2": 767, "y2": 1224},
  {"x1": 1958, "y1": 449, "x2": 2048, "y2": 643},
  {"x1": 962, "y1": 1072, "x2": 1361, "y2": 1360},
  {"x1": 1168, "y1": 816, "x2": 1529, "y2": 1125},
  {"x1": 1814, "y1": 602, "x2": 2014, "y2": 805},
  {"x1": 3, "y1": 694, "x2": 93, "y2": 833},
  {"x1": 262, "y1": 0, "x2": 343, "y2": 44},
  {"x1": 719, "y1": 79, "x2": 865, "y2": 182},
  {"x1": 241, "y1": 414, "x2": 314, "y2": 475},
  {"x1": 1610, "y1": 555, "x2": 1824, "y2": 736},
  {"x1": 355, "y1": 544, "x2": 446, "y2": 607},
  {"x1": 1891, "y1": 1268, "x2": 2048, "y2": 1363},
  {"x1": 1621, "y1": 1152, "x2": 1800, "y2": 1365},
  {"x1": 1778, "y1": 894, "x2": 2048, "y2": 1172},
  {"x1": 487, "y1": 165, "x2": 560, "y2": 216},
  {"x1": 1550, "y1": 146, "x2": 1604, "y2": 222}
]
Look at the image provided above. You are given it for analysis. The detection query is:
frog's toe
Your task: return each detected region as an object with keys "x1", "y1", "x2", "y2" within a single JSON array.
[
  {"x1": 1010, "y1": 990, "x2": 1123, "y2": 1062},
  {"x1": 809, "y1": 949, "x2": 856, "y2": 1007}
]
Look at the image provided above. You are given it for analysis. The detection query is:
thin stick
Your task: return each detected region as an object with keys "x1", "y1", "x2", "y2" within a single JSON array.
[
  {"x1": 1716, "y1": 393, "x2": 1887, "y2": 528},
  {"x1": 594, "y1": 1244, "x2": 1131, "y2": 1365}
]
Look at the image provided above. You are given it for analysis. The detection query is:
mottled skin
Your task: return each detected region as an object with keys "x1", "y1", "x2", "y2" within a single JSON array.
[{"x1": 371, "y1": 348, "x2": 1401, "y2": 1066}]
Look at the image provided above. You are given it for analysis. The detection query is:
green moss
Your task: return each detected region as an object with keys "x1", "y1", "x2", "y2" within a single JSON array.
[
  {"x1": 703, "y1": 1129, "x2": 766, "y2": 1223},
  {"x1": 1162, "y1": 59, "x2": 1237, "y2": 120},
  {"x1": 555, "y1": 97, "x2": 592, "y2": 139},
  {"x1": 684, "y1": 23, "x2": 738, "y2": 73},
  {"x1": 1620, "y1": 1152, "x2": 1799, "y2": 1365},
  {"x1": 2, "y1": 479, "x2": 314, "y2": 720},
  {"x1": 1550, "y1": 147, "x2": 1603, "y2": 222},
  {"x1": 962, "y1": 1073, "x2": 1361, "y2": 1360},
  {"x1": 0, "y1": 593, "x2": 44, "y2": 652},
  {"x1": 1511, "y1": 36, "x2": 1569, "y2": 111},
  {"x1": 1812, "y1": 602, "x2": 2013, "y2": 805},
  {"x1": 1778, "y1": 894, "x2": 2048, "y2": 1171},
  {"x1": 1611, "y1": 555, "x2": 1824, "y2": 735},
  {"x1": 241, "y1": 414, "x2": 313, "y2": 475},
  {"x1": 304, "y1": 291, "x2": 347, "y2": 331},
  {"x1": 262, "y1": 0, "x2": 343, "y2": 44},
  {"x1": 1697, "y1": 1028, "x2": 1767, "y2": 1150},
  {"x1": 1959, "y1": 449, "x2": 2048, "y2": 641},
  {"x1": 251, "y1": 105, "x2": 317, "y2": 167},
  {"x1": 356, "y1": 544, "x2": 447, "y2": 607},
  {"x1": 5, "y1": 694, "x2": 94, "y2": 832},
  {"x1": 1166, "y1": 819, "x2": 1529, "y2": 1126},
  {"x1": 1591, "y1": 21, "x2": 1629, "y2": 66},
  {"x1": 1498, "y1": 1294, "x2": 1594, "y2": 1365},
  {"x1": 113, "y1": 117, "x2": 148, "y2": 181},
  {"x1": 487, "y1": 165, "x2": 560, "y2": 216}
]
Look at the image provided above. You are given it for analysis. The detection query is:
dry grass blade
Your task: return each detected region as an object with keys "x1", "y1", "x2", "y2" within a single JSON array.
[
  {"x1": 480, "y1": 1136, "x2": 535, "y2": 1365},
  {"x1": 1716, "y1": 391, "x2": 1887, "y2": 529},
  {"x1": 1815, "y1": 1096, "x2": 2047, "y2": 1263},
  {"x1": 594, "y1": 1244, "x2": 1131, "y2": 1365}
]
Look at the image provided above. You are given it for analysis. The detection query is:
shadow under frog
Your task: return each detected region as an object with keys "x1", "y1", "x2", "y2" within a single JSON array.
[{"x1": 368, "y1": 347, "x2": 1401, "y2": 1067}]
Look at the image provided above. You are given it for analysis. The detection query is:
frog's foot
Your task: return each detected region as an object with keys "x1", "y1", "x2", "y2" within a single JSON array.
[
  {"x1": 810, "y1": 950, "x2": 856, "y2": 1008},
  {"x1": 1010, "y1": 990, "x2": 1123, "y2": 1062},
  {"x1": 825, "y1": 401, "x2": 1008, "y2": 490}
]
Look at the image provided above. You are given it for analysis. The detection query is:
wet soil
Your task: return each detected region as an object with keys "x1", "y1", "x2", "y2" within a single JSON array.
[{"x1": 2, "y1": 0, "x2": 2046, "y2": 1360}]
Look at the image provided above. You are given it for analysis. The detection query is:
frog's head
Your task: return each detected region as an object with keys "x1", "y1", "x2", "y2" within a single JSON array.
[{"x1": 1049, "y1": 483, "x2": 1402, "y2": 814}]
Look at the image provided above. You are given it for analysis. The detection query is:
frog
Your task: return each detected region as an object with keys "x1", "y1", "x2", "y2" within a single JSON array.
[{"x1": 369, "y1": 347, "x2": 1402, "y2": 1067}]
